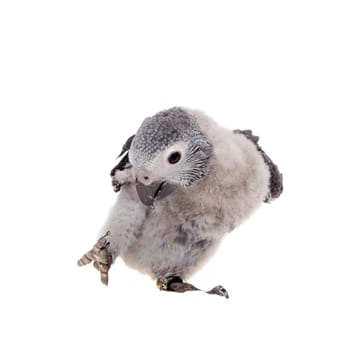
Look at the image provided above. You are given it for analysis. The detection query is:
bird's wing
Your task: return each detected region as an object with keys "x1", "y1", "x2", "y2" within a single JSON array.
[
  {"x1": 233, "y1": 129, "x2": 283, "y2": 202},
  {"x1": 110, "y1": 135, "x2": 135, "y2": 192}
]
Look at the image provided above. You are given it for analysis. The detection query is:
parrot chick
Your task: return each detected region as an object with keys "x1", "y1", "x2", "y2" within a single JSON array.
[{"x1": 78, "y1": 107, "x2": 283, "y2": 298}]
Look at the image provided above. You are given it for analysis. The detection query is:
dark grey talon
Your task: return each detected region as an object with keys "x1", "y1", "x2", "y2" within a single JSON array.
[{"x1": 207, "y1": 285, "x2": 229, "y2": 298}]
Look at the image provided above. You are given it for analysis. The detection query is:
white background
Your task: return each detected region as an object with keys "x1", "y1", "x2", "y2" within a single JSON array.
[{"x1": 1, "y1": 1, "x2": 349, "y2": 349}]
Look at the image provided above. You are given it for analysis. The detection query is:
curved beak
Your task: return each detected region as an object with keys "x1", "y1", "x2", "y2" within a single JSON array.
[{"x1": 136, "y1": 180, "x2": 177, "y2": 207}]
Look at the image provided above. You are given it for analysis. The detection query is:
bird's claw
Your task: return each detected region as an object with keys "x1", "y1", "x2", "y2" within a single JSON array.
[
  {"x1": 77, "y1": 232, "x2": 112, "y2": 286},
  {"x1": 111, "y1": 169, "x2": 132, "y2": 193},
  {"x1": 207, "y1": 285, "x2": 229, "y2": 299},
  {"x1": 111, "y1": 178, "x2": 121, "y2": 192}
]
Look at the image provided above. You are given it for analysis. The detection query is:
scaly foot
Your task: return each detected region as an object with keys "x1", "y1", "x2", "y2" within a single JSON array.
[
  {"x1": 157, "y1": 276, "x2": 229, "y2": 298},
  {"x1": 77, "y1": 232, "x2": 112, "y2": 286}
]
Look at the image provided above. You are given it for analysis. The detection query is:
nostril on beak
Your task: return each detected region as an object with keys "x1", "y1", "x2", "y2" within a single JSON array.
[{"x1": 143, "y1": 176, "x2": 149, "y2": 181}]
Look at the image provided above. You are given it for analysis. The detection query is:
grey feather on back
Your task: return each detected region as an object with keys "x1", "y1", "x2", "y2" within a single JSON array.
[{"x1": 233, "y1": 129, "x2": 283, "y2": 202}]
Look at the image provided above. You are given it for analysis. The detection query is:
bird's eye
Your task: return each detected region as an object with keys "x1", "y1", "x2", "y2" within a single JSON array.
[{"x1": 167, "y1": 151, "x2": 181, "y2": 164}]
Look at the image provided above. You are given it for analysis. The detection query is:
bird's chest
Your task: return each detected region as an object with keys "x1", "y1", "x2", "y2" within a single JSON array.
[
  {"x1": 121, "y1": 205, "x2": 218, "y2": 276},
  {"x1": 130, "y1": 198, "x2": 229, "y2": 252},
  {"x1": 120, "y1": 193, "x2": 230, "y2": 277}
]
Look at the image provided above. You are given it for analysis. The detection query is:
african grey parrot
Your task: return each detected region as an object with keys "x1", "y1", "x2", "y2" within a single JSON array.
[{"x1": 78, "y1": 107, "x2": 283, "y2": 298}]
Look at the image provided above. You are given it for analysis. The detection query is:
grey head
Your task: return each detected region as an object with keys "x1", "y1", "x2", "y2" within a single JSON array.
[{"x1": 129, "y1": 107, "x2": 213, "y2": 206}]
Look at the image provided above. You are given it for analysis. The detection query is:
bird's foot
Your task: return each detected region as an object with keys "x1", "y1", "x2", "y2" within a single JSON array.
[
  {"x1": 111, "y1": 178, "x2": 121, "y2": 192},
  {"x1": 207, "y1": 285, "x2": 229, "y2": 299},
  {"x1": 111, "y1": 168, "x2": 133, "y2": 192},
  {"x1": 77, "y1": 231, "x2": 112, "y2": 286},
  {"x1": 157, "y1": 276, "x2": 229, "y2": 298}
]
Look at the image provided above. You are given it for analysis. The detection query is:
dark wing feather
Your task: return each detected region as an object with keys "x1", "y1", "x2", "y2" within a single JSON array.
[
  {"x1": 116, "y1": 134, "x2": 136, "y2": 158},
  {"x1": 110, "y1": 135, "x2": 135, "y2": 192},
  {"x1": 233, "y1": 129, "x2": 283, "y2": 202}
]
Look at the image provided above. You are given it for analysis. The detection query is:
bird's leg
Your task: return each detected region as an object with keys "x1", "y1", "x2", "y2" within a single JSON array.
[
  {"x1": 157, "y1": 276, "x2": 200, "y2": 293},
  {"x1": 157, "y1": 276, "x2": 229, "y2": 298}
]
